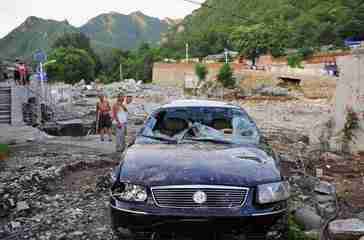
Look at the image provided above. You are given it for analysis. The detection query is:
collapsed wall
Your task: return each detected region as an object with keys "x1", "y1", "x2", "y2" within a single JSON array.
[{"x1": 331, "y1": 49, "x2": 364, "y2": 153}]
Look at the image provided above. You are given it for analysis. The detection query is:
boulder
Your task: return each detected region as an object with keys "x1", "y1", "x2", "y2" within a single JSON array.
[
  {"x1": 315, "y1": 181, "x2": 336, "y2": 195},
  {"x1": 357, "y1": 212, "x2": 364, "y2": 222},
  {"x1": 294, "y1": 206, "x2": 323, "y2": 231},
  {"x1": 16, "y1": 201, "x2": 30, "y2": 212},
  {"x1": 320, "y1": 152, "x2": 344, "y2": 162},
  {"x1": 328, "y1": 219, "x2": 364, "y2": 240},
  {"x1": 315, "y1": 194, "x2": 335, "y2": 204},
  {"x1": 316, "y1": 202, "x2": 337, "y2": 218},
  {"x1": 304, "y1": 230, "x2": 320, "y2": 239}
]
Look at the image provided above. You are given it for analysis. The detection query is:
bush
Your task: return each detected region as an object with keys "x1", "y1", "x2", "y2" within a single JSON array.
[
  {"x1": 0, "y1": 144, "x2": 9, "y2": 160},
  {"x1": 195, "y1": 63, "x2": 208, "y2": 83},
  {"x1": 217, "y1": 63, "x2": 235, "y2": 89},
  {"x1": 0, "y1": 144, "x2": 9, "y2": 154}
]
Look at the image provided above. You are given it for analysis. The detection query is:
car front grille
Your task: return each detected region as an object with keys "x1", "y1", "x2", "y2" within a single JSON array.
[{"x1": 151, "y1": 185, "x2": 249, "y2": 208}]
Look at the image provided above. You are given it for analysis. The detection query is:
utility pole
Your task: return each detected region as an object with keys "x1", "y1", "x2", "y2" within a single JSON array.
[
  {"x1": 37, "y1": 61, "x2": 45, "y2": 127},
  {"x1": 119, "y1": 63, "x2": 123, "y2": 81},
  {"x1": 224, "y1": 48, "x2": 228, "y2": 64},
  {"x1": 186, "y1": 43, "x2": 189, "y2": 63}
]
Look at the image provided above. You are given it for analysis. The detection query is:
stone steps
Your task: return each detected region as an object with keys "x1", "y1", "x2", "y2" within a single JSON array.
[{"x1": 0, "y1": 86, "x2": 11, "y2": 124}]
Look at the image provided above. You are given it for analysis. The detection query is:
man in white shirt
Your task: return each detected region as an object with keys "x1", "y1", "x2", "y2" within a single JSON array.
[{"x1": 112, "y1": 92, "x2": 135, "y2": 152}]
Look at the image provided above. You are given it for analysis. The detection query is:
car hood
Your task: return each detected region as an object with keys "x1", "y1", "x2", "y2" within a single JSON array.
[{"x1": 119, "y1": 143, "x2": 282, "y2": 187}]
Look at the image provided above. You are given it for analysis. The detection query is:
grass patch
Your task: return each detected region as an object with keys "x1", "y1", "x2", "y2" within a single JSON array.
[
  {"x1": 0, "y1": 144, "x2": 9, "y2": 154},
  {"x1": 0, "y1": 144, "x2": 9, "y2": 160}
]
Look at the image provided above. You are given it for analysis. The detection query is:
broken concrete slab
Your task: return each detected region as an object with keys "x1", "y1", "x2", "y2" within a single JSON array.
[
  {"x1": 315, "y1": 194, "x2": 335, "y2": 204},
  {"x1": 328, "y1": 219, "x2": 364, "y2": 240},
  {"x1": 315, "y1": 181, "x2": 336, "y2": 195}
]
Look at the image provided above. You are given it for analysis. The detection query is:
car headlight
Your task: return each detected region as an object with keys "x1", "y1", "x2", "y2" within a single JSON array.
[
  {"x1": 257, "y1": 181, "x2": 290, "y2": 204},
  {"x1": 112, "y1": 183, "x2": 148, "y2": 202}
]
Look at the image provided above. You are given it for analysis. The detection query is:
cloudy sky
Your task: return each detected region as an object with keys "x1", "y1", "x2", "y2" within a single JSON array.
[{"x1": 0, "y1": 0, "x2": 204, "y2": 38}]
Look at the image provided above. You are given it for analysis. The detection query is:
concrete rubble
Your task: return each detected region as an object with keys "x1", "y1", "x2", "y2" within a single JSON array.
[{"x1": 328, "y1": 219, "x2": 364, "y2": 240}]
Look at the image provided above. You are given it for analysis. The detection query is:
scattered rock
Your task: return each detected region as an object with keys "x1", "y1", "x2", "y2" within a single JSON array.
[
  {"x1": 70, "y1": 231, "x2": 84, "y2": 236},
  {"x1": 16, "y1": 201, "x2": 30, "y2": 212},
  {"x1": 329, "y1": 219, "x2": 364, "y2": 240},
  {"x1": 320, "y1": 152, "x2": 344, "y2": 162},
  {"x1": 357, "y1": 212, "x2": 364, "y2": 222},
  {"x1": 10, "y1": 221, "x2": 21, "y2": 230},
  {"x1": 298, "y1": 195, "x2": 311, "y2": 202},
  {"x1": 315, "y1": 181, "x2": 336, "y2": 195},
  {"x1": 294, "y1": 206, "x2": 323, "y2": 231},
  {"x1": 254, "y1": 86, "x2": 289, "y2": 97},
  {"x1": 315, "y1": 194, "x2": 335, "y2": 204},
  {"x1": 304, "y1": 229, "x2": 320, "y2": 239},
  {"x1": 316, "y1": 202, "x2": 336, "y2": 218}
]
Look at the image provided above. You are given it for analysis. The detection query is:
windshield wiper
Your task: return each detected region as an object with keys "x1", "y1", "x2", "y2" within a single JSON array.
[
  {"x1": 183, "y1": 137, "x2": 233, "y2": 145},
  {"x1": 141, "y1": 135, "x2": 178, "y2": 143}
]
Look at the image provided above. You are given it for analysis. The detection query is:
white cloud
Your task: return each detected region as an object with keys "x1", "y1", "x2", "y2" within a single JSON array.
[{"x1": 0, "y1": 0, "x2": 204, "y2": 38}]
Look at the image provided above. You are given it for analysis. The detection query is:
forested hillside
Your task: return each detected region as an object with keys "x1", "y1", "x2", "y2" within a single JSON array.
[{"x1": 162, "y1": 0, "x2": 364, "y2": 58}]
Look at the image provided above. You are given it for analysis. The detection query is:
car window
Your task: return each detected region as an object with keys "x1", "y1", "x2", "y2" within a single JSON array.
[{"x1": 140, "y1": 107, "x2": 260, "y2": 144}]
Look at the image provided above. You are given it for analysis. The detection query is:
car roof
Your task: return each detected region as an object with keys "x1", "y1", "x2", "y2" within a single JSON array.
[{"x1": 161, "y1": 99, "x2": 241, "y2": 109}]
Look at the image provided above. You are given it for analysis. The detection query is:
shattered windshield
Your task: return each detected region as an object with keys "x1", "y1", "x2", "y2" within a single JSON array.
[{"x1": 140, "y1": 107, "x2": 260, "y2": 145}]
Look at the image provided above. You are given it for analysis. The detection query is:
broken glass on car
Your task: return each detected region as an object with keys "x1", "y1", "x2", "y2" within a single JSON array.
[{"x1": 139, "y1": 107, "x2": 260, "y2": 145}]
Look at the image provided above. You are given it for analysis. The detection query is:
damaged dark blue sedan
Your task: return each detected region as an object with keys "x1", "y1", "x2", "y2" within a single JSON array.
[{"x1": 110, "y1": 100, "x2": 290, "y2": 240}]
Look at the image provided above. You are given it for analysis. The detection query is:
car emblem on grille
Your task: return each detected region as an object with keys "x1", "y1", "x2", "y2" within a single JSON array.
[{"x1": 193, "y1": 191, "x2": 207, "y2": 204}]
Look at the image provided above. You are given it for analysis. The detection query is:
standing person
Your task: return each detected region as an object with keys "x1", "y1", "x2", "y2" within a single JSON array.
[
  {"x1": 96, "y1": 93, "x2": 112, "y2": 142},
  {"x1": 14, "y1": 60, "x2": 20, "y2": 85},
  {"x1": 112, "y1": 93, "x2": 128, "y2": 152},
  {"x1": 25, "y1": 65, "x2": 31, "y2": 85},
  {"x1": 18, "y1": 62, "x2": 27, "y2": 85}
]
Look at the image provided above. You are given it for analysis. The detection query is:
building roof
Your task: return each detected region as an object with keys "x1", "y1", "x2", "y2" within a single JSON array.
[{"x1": 204, "y1": 50, "x2": 239, "y2": 60}]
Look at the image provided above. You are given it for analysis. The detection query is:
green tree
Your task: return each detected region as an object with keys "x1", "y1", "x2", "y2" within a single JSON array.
[
  {"x1": 195, "y1": 63, "x2": 208, "y2": 83},
  {"x1": 53, "y1": 32, "x2": 102, "y2": 74},
  {"x1": 231, "y1": 24, "x2": 272, "y2": 66},
  {"x1": 217, "y1": 63, "x2": 235, "y2": 89},
  {"x1": 194, "y1": 63, "x2": 208, "y2": 95},
  {"x1": 47, "y1": 47, "x2": 96, "y2": 84}
]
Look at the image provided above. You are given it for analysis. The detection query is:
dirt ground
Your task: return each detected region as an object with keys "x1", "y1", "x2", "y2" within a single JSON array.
[
  {"x1": 314, "y1": 153, "x2": 364, "y2": 214},
  {"x1": 1, "y1": 95, "x2": 363, "y2": 239}
]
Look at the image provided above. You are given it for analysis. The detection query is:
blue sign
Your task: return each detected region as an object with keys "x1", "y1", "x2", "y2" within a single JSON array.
[
  {"x1": 36, "y1": 72, "x2": 47, "y2": 81},
  {"x1": 34, "y1": 50, "x2": 47, "y2": 63}
]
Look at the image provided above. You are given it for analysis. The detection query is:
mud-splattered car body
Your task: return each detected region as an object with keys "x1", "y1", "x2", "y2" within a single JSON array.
[{"x1": 110, "y1": 100, "x2": 289, "y2": 239}]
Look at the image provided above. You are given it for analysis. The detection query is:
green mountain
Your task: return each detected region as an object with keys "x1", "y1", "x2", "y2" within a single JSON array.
[
  {"x1": 0, "y1": 16, "x2": 78, "y2": 60},
  {"x1": 80, "y1": 11, "x2": 170, "y2": 50},
  {"x1": 0, "y1": 12, "x2": 175, "y2": 60}
]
